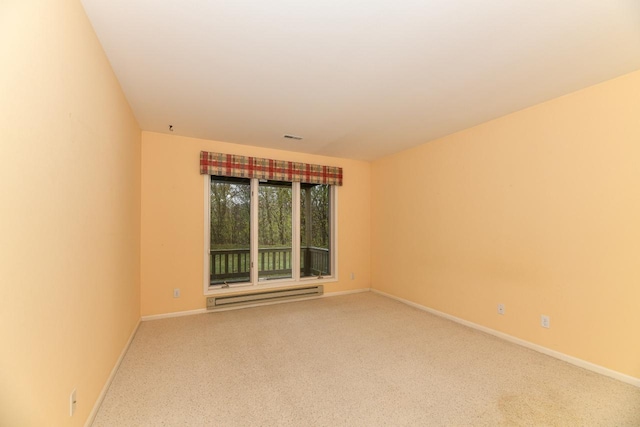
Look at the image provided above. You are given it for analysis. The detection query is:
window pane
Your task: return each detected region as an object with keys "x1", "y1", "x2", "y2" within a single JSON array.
[
  {"x1": 210, "y1": 177, "x2": 251, "y2": 285},
  {"x1": 300, "y1": 184, "x2": 331, "y2": 278},
  {"x1": 258, "y1": 181, "x2": 293, "y2": 281}
]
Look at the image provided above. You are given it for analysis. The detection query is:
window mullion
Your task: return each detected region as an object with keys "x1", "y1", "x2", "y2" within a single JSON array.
[
  {"x1": 331, "y1": 185, "x2": 337, "y2": 279},
  {"x1": 250, "y1": 178, "x2": 259, "y2": 285},
  {"x1": 292, "y1": 182, "x2": 301, "y2": 281}
]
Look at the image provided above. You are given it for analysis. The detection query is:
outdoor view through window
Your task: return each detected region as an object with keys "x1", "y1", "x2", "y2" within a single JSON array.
[
  {"x1": 209, "y1": 177, "x2": 251, "y2": 284},
  {"x1": 258, "y1": 180, "x2": 293, "y2": 281},
  {"x1": 300, "y1": 183, "x2": 331, "y2": 278},
  {"x1": 209, "y1": 177, "x2": 332, "y2": 287}
]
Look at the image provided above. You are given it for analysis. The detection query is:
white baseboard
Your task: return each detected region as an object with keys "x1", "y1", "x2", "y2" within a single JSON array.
[
  {"x1": 323, "y1": 287, "x2": 371, "y2": 298},
  {"x1": 85, "y1": 319, "x2": 141, "y2": 426},
  {"x1": 141, "y1": 287, "x2": 372, "y2": 320},
  {"x1": 141, "y1": 308, "x2": 208, "y2": 321},
  {"x1": 371, "y1": 289, "x2": 640, "y2": 389}
]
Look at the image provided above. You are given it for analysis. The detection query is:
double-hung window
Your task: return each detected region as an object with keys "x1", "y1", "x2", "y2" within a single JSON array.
[{"x1": 201, "y1": 152, "x2": 341, "y2": 294}]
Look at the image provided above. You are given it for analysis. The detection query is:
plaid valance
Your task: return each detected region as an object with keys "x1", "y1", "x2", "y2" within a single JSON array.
[{"x1": 200, "y1": 151, "x2": 343, "y2": 186}]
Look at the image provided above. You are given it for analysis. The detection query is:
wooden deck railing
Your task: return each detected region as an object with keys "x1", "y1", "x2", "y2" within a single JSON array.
[
  {"x1": 300, "y1": 247, "x2": 330, "y2": 277},
  {"x1": 209, "y1": 246, "x2": 329, "y2": 284}
]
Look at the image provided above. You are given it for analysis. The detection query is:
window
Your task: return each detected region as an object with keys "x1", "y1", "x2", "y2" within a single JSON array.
[
  {"x1": 300, "y1": 184, "x2": 331, "y2": 278},
  {"x1": 258, "y1": 180, "x2": 292, "y2": 281},
  {"x1": 209, "y1": 177, "x2": 251, "y2": 285},
  {"x1": 205, "y1": 176, "x2": 336, "y2": 293}
]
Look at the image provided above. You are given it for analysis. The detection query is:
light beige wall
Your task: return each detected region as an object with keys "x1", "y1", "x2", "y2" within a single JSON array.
[
  {"x1": 141, "y1": 132, "x2": 371, "y2": 316},
  {"x1": 0, "y1": 1, "x2": 141, "y2": 425},
  {"x1": 371, "y1": 70, "x2": 640, "y2": 378}
]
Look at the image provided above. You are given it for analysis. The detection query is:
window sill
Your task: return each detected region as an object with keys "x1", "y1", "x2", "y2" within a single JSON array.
[{"x1": 204, "y1": 276, "x2": 337, "y2": 296}]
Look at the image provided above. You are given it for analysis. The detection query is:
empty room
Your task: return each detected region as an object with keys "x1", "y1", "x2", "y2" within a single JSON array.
[{"x1": 2, "y1": 0, "x2": 640, "y2": 425}]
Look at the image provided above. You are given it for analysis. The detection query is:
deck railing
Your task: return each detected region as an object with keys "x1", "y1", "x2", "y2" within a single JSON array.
[
  {"x1": 300, "y1": 247, "x2": 330, "y2": 277},
  {"x1": 209, "y1": 246, "x2": 329, "y2": 284}
]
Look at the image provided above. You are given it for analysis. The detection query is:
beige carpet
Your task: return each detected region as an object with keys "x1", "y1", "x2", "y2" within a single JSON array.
[{"x1": 93, "y1": 292, "x2": 640, "y2": 426}]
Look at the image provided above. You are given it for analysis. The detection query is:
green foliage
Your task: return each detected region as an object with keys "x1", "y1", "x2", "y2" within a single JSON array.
[
  {"x1": 210, "y1": 179, "x2": 330, "y2": 250},
  {"x1": 258, "y1": 183, "x2": 292, "y2": 247},
  {"x1": 210, "y1": 180, "x2": 250, "y2": 249},
  {"x1": 301, "y1": 185, "x2": 330, "y2": 249}
]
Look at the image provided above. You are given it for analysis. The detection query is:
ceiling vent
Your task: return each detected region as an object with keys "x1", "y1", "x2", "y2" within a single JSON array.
[{"x1": 283, "y1": 134, "x2": 303, "y2": 140}]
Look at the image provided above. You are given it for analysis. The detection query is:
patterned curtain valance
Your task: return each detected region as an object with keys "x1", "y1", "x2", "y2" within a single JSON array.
[{"x1": 200, "y1": 151, "x2": 343, "y2": 186}]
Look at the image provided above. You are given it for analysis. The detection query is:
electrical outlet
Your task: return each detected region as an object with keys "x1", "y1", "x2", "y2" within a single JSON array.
[
  {"x1": 541, "y1": 315, "x2": 550, "y2": 328},
  {"x1": 351, "y1": 272, "x2": 355, "y2": 280},
  {"x1": 70, "y1": 388, "x2": 77, "y2": 416},
  {"x1": 173, "y1": 288, "x2": 180, "y2": 298},
  {"x1": 497, "y1": 304, "x2": 505, "y2": 315}
]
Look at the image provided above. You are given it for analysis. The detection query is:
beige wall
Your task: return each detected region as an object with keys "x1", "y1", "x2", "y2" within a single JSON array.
[
  {"x1": 141, "y1": 132, "x2": 371, "y2": 316},
  {"x1": 0, "y1": 1, "x2": 141, "y2": 425},
  {"x1": 371, "y1": 70, "x2": 640, "y2": 378}
]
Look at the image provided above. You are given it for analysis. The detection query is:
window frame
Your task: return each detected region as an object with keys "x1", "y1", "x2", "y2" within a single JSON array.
[{"x1": 203, "y1": 175, "x2": 338, "y2": 295}]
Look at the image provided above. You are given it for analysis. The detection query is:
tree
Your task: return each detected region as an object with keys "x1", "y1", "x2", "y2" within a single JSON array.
[{"x1": 210, "y1": 180, "x2": 250, "y2": 249}]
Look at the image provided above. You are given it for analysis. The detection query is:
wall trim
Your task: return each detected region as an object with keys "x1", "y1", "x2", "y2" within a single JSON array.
[
  {"x1": 371, "y1": 289, "x2": 640, "y2": 389},
  {"x1": 322, "y1": 288, "x2": 370, "y2": 298},
  {"x1": 142, "y1": 308, "x2": 208, "y2": 321},
  {"x1": 141, "y1": 287, "x2": 371, "y2": 321},
  {"x1": 85, "y1": 319, "x2": 141, "y2": 427}
]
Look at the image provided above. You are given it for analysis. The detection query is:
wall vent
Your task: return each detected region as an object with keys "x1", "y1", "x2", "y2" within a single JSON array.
[{"x1": 207, "y1": 285, "x2": 323, "y2": 310}]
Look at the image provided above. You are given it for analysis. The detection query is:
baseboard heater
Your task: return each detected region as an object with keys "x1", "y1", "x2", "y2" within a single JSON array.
[{"x1": 206, "y1": 285, "x2": 324, "y2": 310}]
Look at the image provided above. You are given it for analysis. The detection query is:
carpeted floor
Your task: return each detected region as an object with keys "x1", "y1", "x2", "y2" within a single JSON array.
[{"x1": 93, "y1": 292, "x2": 640, "y2": 426}]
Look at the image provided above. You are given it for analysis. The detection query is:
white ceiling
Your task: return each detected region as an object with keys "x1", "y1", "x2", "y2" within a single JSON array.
[{"x1": 81, "y1": 0, "x2": 640, "y2": 161}]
